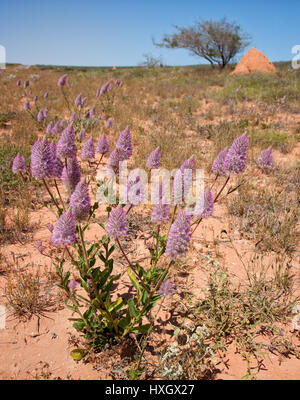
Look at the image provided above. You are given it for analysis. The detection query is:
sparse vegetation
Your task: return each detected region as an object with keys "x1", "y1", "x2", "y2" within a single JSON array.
[{"x1": 0, "y1": 62, "x2": 299, "y2": 380}]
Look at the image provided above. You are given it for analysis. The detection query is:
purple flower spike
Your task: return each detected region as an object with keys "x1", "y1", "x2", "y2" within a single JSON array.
[
  {"x1": 52, "y1": 121, "x2": 61, "y2": 135},
  {"x1": 69, "y1": 179, "x2": 91, "y2": 222},
  {"x1": 96, "y1": 136, "x2": 110, "y2": 154},
  {"x1": 158, "y1": 279, "x2": 174, "y2": 298},
  {"x1": 24, "y1": 100, "x2": 31, "y2": 111},
  {"x1": 257, "y1": 147, "x2": 273, "y2": 169},
  {"x1": 81, "y1": 138, "x2": 95, "y2": 160},
  {"x1": 46, "y1": 121, "x2": 54, "y2": 134},
  {"x1": 224, "y1": 134, "x2": 249, "y2": 175},
  {"x1": 30, "y1": 139, "x2": 54, "y2": 179},
  {"x1": 16, "y1": 80, "x2": 21, "y2": 87},
  {"x1": 75, "y1": 93, "x2": 83, "y2": 107},
  {"x1": 106, "y1": 205, "x2": 128, "y2": 240},
  {"x1": 105, "y1": 117, "x2": 112, "y2": 128},
  {"x1": 126, "y1": 173, "x2": 145, "y2": 206},
  {"x1": 165, "y1": 210, "x2": 191, "y2": 261},
  {"x1": 212, "y1": 148, "x2": 228, "y2": 176},
  {"x1": 57, "y1": 125, "x2": 77, "y2": 159},
  {"x1": 115, "y1": 79, "x2": 123, "y2": 87},
  {"x1": 50, "y1": 210, "x2": 77, "y2": 247},
  {"x1": 69, "y1": 112, "x2": 77, "y2": 124},
  {"x1": 100, "y1": 82, "x2": 110, "y2": 95},
  {"x1": 90, "y1": 106, "x2": 96, "y2": 117},
  {"x1": 116, "y1": 128, "x2": 132, "y2": 160},
  {"x1": 172, "y1": 168, "x2": 193, "y2": 205},
  {"x1": 107, "y1": 148, "x2": 122, "y2": 172},
  {"x1": 151, "y1": 202, "x2": 170, "y2": 224},
  {"x1": 180, "y1": 156, "x2": 195, "y2": 172},
  {"x1": 12, "y1": 154, "x2": 27, "y2": 174},
  {"x1": 58, "y1": 74, "x2": 67, "y2": 87},
  {"x1": 96, "y1": 88, "x2": 100, "y2": 98},
  {"x1": 37, "y1": 109, "x2": 44, "y2": 122},
  {"x1": 34, "y1": 96, "x2": 38, "y2": 102},
  {"x1": 44, "y1": 92, "x2": 49, "y2": 99},
  {"x1": 194, "y1": 191, "x2": 214, "y2": 218},
  {"x1": 61, "y1": 156, "x2": 81, "y2": 196},
  {"x1": 24, "y1": 80, "x2": 29, "y2": 88},
  {"x1": 146, "y1": 147, "x2": 160, "y2": 169},
  {"x1": 49, "y1": 143, "x2": 63, "y2": 179}
]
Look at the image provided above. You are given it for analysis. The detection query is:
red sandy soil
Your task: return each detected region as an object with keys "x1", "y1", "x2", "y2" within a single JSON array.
[
  {"x1": 0, "y1": 96, "x2": 299, "y2": 380},
  {"x1": 0, "y1": 179, "x2": 299, "y2": 380}
]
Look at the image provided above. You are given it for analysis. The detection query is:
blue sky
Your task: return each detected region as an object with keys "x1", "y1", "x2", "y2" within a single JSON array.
[{"x1": 0, "y1": 0, "x2": 299, "y2": 66}]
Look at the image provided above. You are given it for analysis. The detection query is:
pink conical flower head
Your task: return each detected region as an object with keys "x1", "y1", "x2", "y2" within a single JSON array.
[
  {"x1": 106, "y1": 206, "x2": 128, "y2": 239},
  {"x1": 224, "y1": 134, "x2": 249, "y2": 175},
  {"x1": 30, "y1": 139, "x2": 54, "y2": 179},
  {"x1": 116, "y1": 128, "x2": 132, "y2": 160},
  {"x1": 257, "y1": 147, "x2": 273, "y2": 169},
  {"x1": 69, "y1": 179, "x2": 91, "y2": 222},
  {"x1": 146, "y1": 147, "x2": 160, "y2": 169},
  {"x1": 81, "y1": 138, "x2": 95, "y2": 160},
  {"x1": 12, "y1": 154, "x2": 27, "y2": 174},
  {"x1": 96, "y1": 136, "x2": 110, "y2": 154},
  {"x1": 165, "y1": 210, "x2": 191, "y2": 260},
  {"x1": 212, "y1": 148, "x2": 229, "y2": 176},
  {"x1": 57, "y1": 125, "x2": 77, "y2": 159},
  {"x1": 50, "y1": 210, "x2": 77, "y2": 247}
]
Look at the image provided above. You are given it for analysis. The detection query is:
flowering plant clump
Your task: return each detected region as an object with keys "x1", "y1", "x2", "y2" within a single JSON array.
[{"x1": 21, "y1": 77, "x2": 250, "y2": 352}]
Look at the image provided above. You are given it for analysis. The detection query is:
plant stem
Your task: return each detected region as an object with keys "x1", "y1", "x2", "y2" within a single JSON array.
[
  {"x1": 42, "y1": 178, "x2": 60, "y2": 210},
  {"x1": 214, "y1": 176, "x2": 230, "y2": 203},
  {"x1": 54, "y1": 179, "x2": 65, "y2": 210},
  {"x1": 95, "y1": 153, "x2": 104, "y2": 170},
  {"x1": 191, "y1": 217, "x2": 202, "y2": 235}
]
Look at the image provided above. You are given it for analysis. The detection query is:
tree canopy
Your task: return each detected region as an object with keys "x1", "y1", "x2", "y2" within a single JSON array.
[{"x1": 155, "y1": 18, "x2": 251, "y2": 69}]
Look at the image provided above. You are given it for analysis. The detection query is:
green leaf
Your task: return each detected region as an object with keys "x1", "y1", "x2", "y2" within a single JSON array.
[
  {"x1": 131, "y1": 324, "x2": 151, "y2": 334},
  {"x1": 72, "y1": 320, "x2": 85, "y2": 331},
  {"x1": 127, "y1": 267, "x2": 142, "y2": 295},
  {"x1": 119, "y1": 310, "x2": 131, "y2": 330},
  {"x1": 108, "y1": 297, "x2": 124, "y2": 314},
  {"x1": 70, "y1": 349, "x2": 86, "y2": 361},
  {"x1": 65, "y1": 298, "x2": 77, "y2": 311},
  {"x1": 128, "y1": 297, "x2": 139, "y2": 318}
]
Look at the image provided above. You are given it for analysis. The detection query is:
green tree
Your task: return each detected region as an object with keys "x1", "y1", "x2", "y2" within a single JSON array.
[{"x1": 155, "y1": 18, "x2": 251, "y2": 69}]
